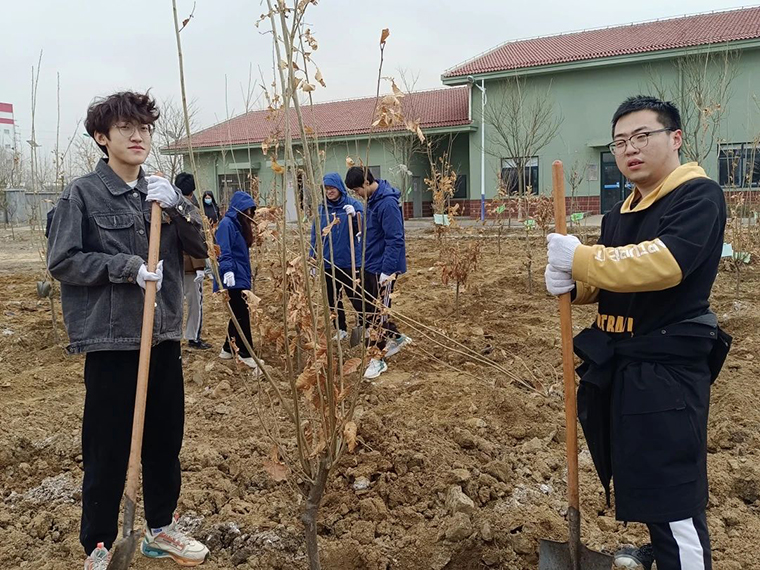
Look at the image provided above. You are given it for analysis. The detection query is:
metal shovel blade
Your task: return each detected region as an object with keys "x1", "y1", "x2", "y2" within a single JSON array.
[
  {"x1": 539, "y1": 538, "x2": 613, "y2": 570},
  {"x1": 106, "y1": 530, "x2": 141, "y2": 570},
  {"x1": 349, "y1": 325, "x2": 364, "y2": 348}
]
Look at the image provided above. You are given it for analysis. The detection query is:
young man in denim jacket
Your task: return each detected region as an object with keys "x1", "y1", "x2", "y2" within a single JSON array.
[{"x1": 47, "y1": 91, "x2": 209, "y2": 569}]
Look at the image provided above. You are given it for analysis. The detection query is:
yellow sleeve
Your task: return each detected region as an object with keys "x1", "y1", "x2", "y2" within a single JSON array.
[
  {"x1": 573, "y1": 281, "x2": 599, "y2": 305},
  {"x1": 572, "y1": 239, "x2": 683, "y2": 293}
]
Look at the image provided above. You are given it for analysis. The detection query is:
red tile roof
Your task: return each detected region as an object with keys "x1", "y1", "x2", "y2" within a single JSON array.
[
  {"x1": 444, "y1": 7, "x2": 760, "y2": 78},
  {"x1": 171, "y1": 87, "x2": 470, "y2": 151}
]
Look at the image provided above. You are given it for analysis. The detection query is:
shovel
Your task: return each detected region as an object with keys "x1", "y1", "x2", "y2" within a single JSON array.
[
  {"x1": 348, "y1": 211, "x2": 365, "y2": 348},
  {"x1": 107, "y1": 201, "x2": 163, "y2": 570},
  {"x1": 538, "y1": 161, "x2": 613, "y2": 570}
]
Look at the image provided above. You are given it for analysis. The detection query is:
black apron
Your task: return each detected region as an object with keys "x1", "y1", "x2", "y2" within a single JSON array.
[{"x1": 574, "y1": 315, "x2": 731, "y2": 523}]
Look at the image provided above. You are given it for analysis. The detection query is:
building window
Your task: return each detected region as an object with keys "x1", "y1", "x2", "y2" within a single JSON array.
[
  {"x1": 719, "y1": 143, "x2": 760, "y2": 188},
  {"x1": 501, "y1": 157, "x2": 539, "y2": 195}
]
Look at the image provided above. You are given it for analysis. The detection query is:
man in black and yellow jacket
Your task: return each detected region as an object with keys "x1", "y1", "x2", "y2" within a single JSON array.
[{"x1": 545, "y1": 96, "x2": 730, "y2": 570}]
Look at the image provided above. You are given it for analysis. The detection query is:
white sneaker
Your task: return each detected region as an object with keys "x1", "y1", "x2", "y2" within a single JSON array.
[
  {"x1": 238, "y1": 356, "x2": 261, "y2": 370},
  {"x1": 364, "y1": 358, "x2": 388, "y2": 379},
  {"x1": 84, "y1": 543, "x2": 111, "y2": 570},
  {"x1": 385, "y1": 334, "x2": 412, "y2": 358},
  {"x1": 219, "y1": 349, "x2": 234, "y2": 360},
  {"x1": 141, "y1": 515, "x2": 209, "y2": 566},
  {"x1": 334, "y1": 329, "x2": 348, "y2": 341}
]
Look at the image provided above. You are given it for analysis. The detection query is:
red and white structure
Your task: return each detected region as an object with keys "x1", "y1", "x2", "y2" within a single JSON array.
[{"x1": 0, "y1": 103, "x2": 17, "y2": 151}]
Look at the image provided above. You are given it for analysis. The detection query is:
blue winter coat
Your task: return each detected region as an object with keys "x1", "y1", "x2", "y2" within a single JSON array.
[
  {"x1": 310, "y1": 172, "x2": 364, "y2": 269},
  {"x1": 214, "y1": 191, "x2": 256, "y2": 291},
  {"x1": 364, "y1": 179, "x2": 406, "y2": 275}
]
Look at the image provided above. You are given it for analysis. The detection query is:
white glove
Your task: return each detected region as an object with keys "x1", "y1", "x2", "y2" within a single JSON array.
[
  {"x1": 310, "y1": 267, "x2": 317, "y2": 278},
  {"x1": 379, "y1": 272, "x2": 393, "y2": 286},
  {"x1": 546, "y1": 233, "x2": 581, "y2": 273},
  {"x1": 137, "y1": 260, "x2": 164, "y2": 292},
  {"x1": 343, "y1": 204, "x2": 356, "y2": 216},
  {"x1": 223, "y1": 271, "x2": 236, "y2": 288},
  {"x1": 194, "y1": 269, "x2": 205, "y2": 283},
  {"x1": 146, "y1": 175, "x2": 181, "y2": 209},
  {"x1": 545, "y1": 264, "x2": 575, "y2": 296}
]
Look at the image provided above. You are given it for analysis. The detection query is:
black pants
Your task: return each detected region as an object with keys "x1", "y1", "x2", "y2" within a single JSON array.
[
  {"x1": 223, "y1": 288, "x2": 253, "y2": 358},
  {"x1": 361, "y1": 271, "x2": 401, "y2": 351},
  {"x1": 325, "y1": 266, "x2": 363, "y2": 332},
  {"x1": 80, "y1": 341, "x2": 184, "y2": 554},
  {"x1": 648, "y1": 511, "x2": 712, "y2": 570}
]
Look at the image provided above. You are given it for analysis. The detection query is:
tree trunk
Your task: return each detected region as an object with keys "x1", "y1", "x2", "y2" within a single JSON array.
[
  {"x1": 735, "y1": 261, "x2": 741, "y2": 299},
  {"x1": 497, "y1": 225, "x2": 502, "y2": 254},
  {"x1": 301, "y1": 456, "x2": 330, "y2": 570},
  {"x1": 527, "y1": 257, "x2": 533, "y2": 295}
]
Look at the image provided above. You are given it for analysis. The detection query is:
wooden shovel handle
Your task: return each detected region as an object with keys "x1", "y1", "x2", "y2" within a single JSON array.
[
  {"x1": 348, "y1": 212, "x2": 357, "y2": 292},
  {"x1": 552, "y1": 161, "x2": 580, "y2": 513},
  {"x1": 122, "y1": 201, "x2": 163, "y2": 529}
]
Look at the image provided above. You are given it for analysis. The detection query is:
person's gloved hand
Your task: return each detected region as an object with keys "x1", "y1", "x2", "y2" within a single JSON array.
[
  {"x1": 379, "y1": 272, "x2": 393, "y2": 286},
  {"x1": 545, "y1": 264, "x2": 575, "y2": 296},
  {"x1": 343, "y1": 204, "x2": 356, "y2": 217},
  {"x1": 194, "y1": 269, "x2": 205, "y2": 283},
  {"x1": 146, "y1": 175, "x2": 181, "y2": 209},
  {"x1": 310, "y1": 267, "x2": 317, "y2": 278},
  {"x1": 137, "y1": 260, "x2": 164, "y2": 292},
  {"x1": 546, "y1": 233, "x2": 581, "y2": 273},
  {"x1": 223, "y1": 271, "x2": 235, "y2": 288}
]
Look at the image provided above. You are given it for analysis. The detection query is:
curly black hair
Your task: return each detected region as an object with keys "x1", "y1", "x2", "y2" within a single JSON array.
[{"x1": 85, "y1": 91, "x2": 160, "y2": 156}]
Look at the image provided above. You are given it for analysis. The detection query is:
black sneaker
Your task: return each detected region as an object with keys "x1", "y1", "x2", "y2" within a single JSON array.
[
  {"x1": 188, "y1": 339, "x2": 212, "y2": 350},
  {"x1": 614, "y1": 543, "x2": 655, "y2": 570}
]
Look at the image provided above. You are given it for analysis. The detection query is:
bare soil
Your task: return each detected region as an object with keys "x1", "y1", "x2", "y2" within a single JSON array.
[{"x1": 1, "y1": 225, "x2": 758, "y2": 570}]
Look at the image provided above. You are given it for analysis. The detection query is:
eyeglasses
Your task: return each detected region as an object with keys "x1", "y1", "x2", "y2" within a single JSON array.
[
  {"x1": 114, "y1": 123, "x2": 154, "y2": 138},
  {"x1": 608, "y1": 128, "x2": 673, "y2": 155}
]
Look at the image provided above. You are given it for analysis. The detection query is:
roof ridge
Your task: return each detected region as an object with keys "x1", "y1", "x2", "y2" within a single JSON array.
[
  {"x1": 249, "y1": 85, "x2": 466, "y2": 113},
  {"x1": 443, "y1": 4, "x2": 760, "y2": 76},
  {"x1": 191, "y1": 85, "x2": 468, "y2": 132},
  {"x1": 186, "y1": 86, "x2": 467, "y2": 136},
  {"x1": 168, "y1": 86, "x2": 471, "y2": 150}
]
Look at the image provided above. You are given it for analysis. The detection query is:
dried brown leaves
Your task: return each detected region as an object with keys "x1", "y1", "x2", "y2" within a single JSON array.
[
  {"x1": 343, "y1": 421, "x2": 357, "y2": 452},
  {"x1": 320, "y1": 213, "x2": 340, "y2": 237},
  {"x1": 426, "y1": 155, "x2": 458, "y2": 218},
  {"x1": 373, "y1": 78, "x2": 405, "y2": 129},
  {"x1": 263, "y1": 445, "x2": 290, "y2": 482},
  {"x1": 438, "y1": 238, "x2": 483, "y2": 293}
]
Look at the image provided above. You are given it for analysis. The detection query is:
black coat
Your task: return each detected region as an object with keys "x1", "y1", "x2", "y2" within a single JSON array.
[{"x1": 575, "y1": 314, "x2": 730, "y2": 523}]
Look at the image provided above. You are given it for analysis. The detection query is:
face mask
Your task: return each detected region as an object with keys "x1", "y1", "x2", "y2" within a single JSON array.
[{"x1": 204, "y1": 198, "x2": 212, "y2": 205}]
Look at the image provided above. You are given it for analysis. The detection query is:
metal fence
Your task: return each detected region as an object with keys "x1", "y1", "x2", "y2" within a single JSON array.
[{"x1": 0, "y1": 188, "x2": 59, "y2": 226}]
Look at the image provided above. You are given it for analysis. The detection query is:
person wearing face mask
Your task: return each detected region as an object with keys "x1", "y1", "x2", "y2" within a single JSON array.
[
  {"x1": 175, "y1": 173, "x2": 211, "y2": 350},
  {"x1": 201, "y1": 190, "x2": 220, "y2": 225},
  {"x1": 214, "y1": 190, "x2": 261, "y2": 370}
]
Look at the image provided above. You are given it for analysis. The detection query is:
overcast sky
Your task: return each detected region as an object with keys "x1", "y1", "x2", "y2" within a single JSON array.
[{"x1": 3, "y1": 0, "x2": 754, "y2": 166}]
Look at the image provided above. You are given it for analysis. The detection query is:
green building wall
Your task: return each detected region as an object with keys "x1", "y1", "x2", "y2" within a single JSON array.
[{"x1": 466, "y1": 46, "x2": 760, "y2": 213}]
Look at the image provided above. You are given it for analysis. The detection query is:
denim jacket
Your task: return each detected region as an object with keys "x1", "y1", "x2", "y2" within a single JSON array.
[{"x1": 47, "y1": 159, "x2": 207, "y2": 353}]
